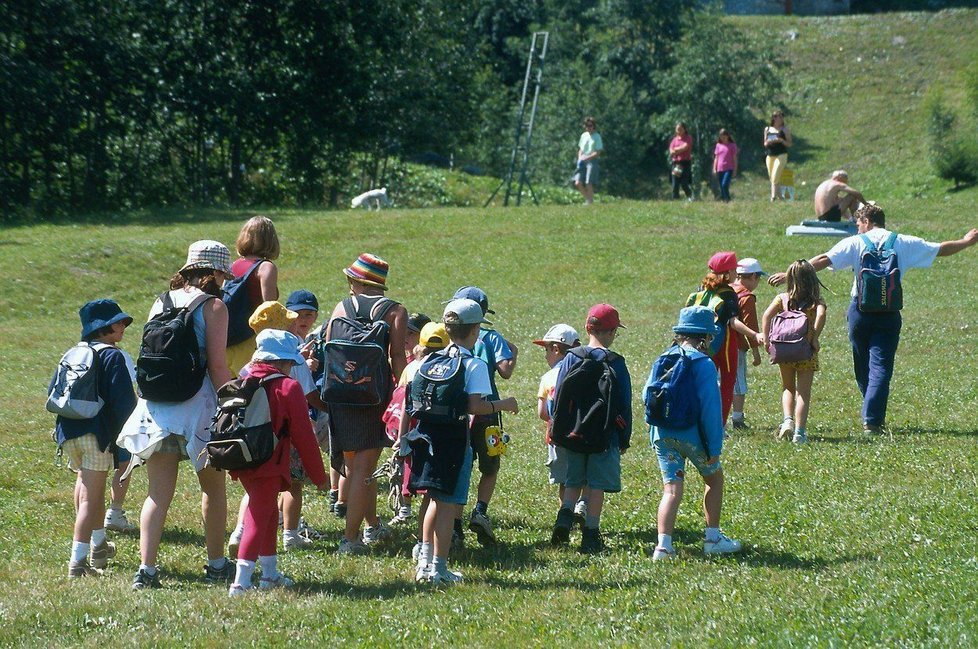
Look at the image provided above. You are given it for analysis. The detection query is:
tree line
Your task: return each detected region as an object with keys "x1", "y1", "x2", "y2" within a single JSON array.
[{"x1": 1, "y1": 0, "x2": 784, "y2": 220}]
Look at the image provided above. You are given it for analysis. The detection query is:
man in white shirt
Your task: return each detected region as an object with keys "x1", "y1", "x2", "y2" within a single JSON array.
[{"x1": 770, "y1": 204, "x2": 978, "y2": 433}]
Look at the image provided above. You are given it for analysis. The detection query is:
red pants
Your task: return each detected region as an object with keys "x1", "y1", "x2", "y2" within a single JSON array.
[
  {"x1": 712, "y1": 332, "x2": 739, "y2": 425},
  {"x1": 239, "y1": 475, "x2": 280, "y2": 562}
]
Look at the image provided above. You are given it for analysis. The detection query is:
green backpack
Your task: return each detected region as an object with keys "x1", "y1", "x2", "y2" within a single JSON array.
[
  {"x1": 685, "y1": 287, "x2": 731, "y2": 356},
  {"x1": 407, "y1": 345, "x2": 469, "y2": 425}
]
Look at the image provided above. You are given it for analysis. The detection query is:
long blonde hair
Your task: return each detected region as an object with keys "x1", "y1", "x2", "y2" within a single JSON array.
[
  {"x1": 786, "y1": 260, "x2": 820, "y2": 309},
  {"x1": 235, "y1": 215, "x2": 280, "y2": 260}
]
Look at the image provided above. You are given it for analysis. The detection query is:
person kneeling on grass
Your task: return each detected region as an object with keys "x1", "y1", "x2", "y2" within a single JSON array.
[{"x1": 645, "y1": 306, "x2": 741, "y2": 561}]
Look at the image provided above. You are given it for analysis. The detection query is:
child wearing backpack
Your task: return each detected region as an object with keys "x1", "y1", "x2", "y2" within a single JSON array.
[
  {"x1": 730, "y1": 258, "x2": 765, "y2": 429},
  {"x1": 686, "y1": 252, "x2": 762, "y2": 428},
  {"x1": 408, "y1": 299, "x2": 518, "y2": 584},
  {"x1": 761, "y1": 260, "x2": 826, "y2": 444},
  {"x1": 227, "y1": 329, "x2": 329, "y2": 597},
  {"x1": 533, "y1": 324, "x2": 587, "y2": 512},
  {"x1": 450, "y1": 286, "x2": 519, "y2": 548},
  {"x1": 549, "y1": 304, "x2": 632, "y2": 554},
  {"x1": 225, "y1": 216, "x2": 281, "y2": 374},
  {"x1": 118, "y1": 240, "x2": 235, "y2": 590},
  {"x1": 645, "y1": 306, "x2": 741, "y2": 561},
  {"x1": 48, "y1": 299, "x2": 137, "y2": 577}
]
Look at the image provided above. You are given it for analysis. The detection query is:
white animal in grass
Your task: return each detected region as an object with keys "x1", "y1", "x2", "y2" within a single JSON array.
[{"x1": 351, "y1": 187, "x2": 392, "y2": 210}]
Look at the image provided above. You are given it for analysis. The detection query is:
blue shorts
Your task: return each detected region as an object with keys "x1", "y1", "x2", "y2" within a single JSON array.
[
  {"x1": 555, "y1": 444, "x2": 621, "y2": 493},
  {"x1": 573, "y1": 160, "x2": 599, "y2": 187},
  {"x1": 429, "y1": 446, "x2": 473, "y2": 505},
  {"x1": 734, "y1": 349, "x2": 748, "y2": 396},
  {"x1": 115, "y1": 445, "x2": 132, "y2": 465},
  {"x1": 653, "y1": 438, "x2": 722, "y2": 484},
  {"x1": 546, "y1": 444, "x2": 567, "y2": 486}
]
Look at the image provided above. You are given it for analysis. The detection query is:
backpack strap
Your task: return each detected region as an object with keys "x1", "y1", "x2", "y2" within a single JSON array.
[
  {"x1": 882, "y1": 231, "x2": 898, "y2": 252},
  {"x1": 369, "y1": 296, "x2": 398, "y2": 322},
  {"x1": 342, "y1": 296, "x2": 358, "y2": 320},
  {"x1": 781, "y1": 293, "x2": 790, "y2": 312},
  {"x1": 859, "y1": 233, "x2": 877, "y2": 252},
  {"x1": 186, "y1": 292, "x2": 217, "y2": 314},
  {"x1": 159, "y1": 291, "x2": 175, "y2": 312}
]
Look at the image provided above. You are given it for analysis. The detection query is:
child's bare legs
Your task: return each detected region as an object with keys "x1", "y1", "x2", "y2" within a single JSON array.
[
  {"x1": 74, "y1": 469, "x2": 108, "y2": 544},
  {"x1": 139, "y1": 452, "x2": 180, "y2": 567},
  {"x1": 197, "y1": 465, "x2": 228, "y2": 561},
  {"x1": 343, "y1": 448, "x2": 382, "y2": 543},
  {"x1": 585, "y1": 489, "x2": 604, "y2": 524},
  {"x1": 281, "y1": 481, "x2": 303, "y2": 532},
  {"x1": 109, "y1": 463, "x2": 131, "y2": 511},
  {"x1": 779, "y1": 364, "x2": 797, "y2": 436},
  {"x1": 656, "y1": 480, "x2": 684, "y2": 536},
  {"x1": 732, "y1": 394, "x2": 746, "y2": 418},
  {"x1": 429, "y1": 499, "x2": 460, "y2": 556},
  {"x1": 703, "y1": 470, "x2": 724, "y2": 528},
  {"x1": 793, "y1": 370, "x2": 815, "y2": 429}
]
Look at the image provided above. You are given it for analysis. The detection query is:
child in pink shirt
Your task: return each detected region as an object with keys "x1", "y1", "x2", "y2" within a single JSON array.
[{"x1": 713, "y1": 129, "x2": 739, "y2": 202}]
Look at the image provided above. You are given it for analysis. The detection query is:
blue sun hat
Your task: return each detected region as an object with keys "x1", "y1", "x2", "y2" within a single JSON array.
[
  {"x1": 80, "y1": 299, "x2": 133, "y2": 339},
  {"x1": 672, "y1": 306, "x2": 720, "y2": 336},
  {"x1": 253, "y1": 329, "x2": 305, "y2": 365}
]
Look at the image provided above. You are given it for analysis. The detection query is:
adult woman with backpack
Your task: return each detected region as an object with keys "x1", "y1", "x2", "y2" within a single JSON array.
[
  {"x1": 225, "y1": 216, "x2": 281, "y2": 374},
  {"x1": 323, "y1": 253, "x2": 407, "y2": 555},
  {"x1": 118, "y1": 240, "x2": 235, "y2": 590}
]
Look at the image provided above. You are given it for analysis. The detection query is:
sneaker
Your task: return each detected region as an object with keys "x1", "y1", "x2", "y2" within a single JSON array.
[
  {"x1": 284, "y1": 534, "x2": 315, "y2": 551},
  {"x1": 337, "y1": 538, "x2": 369, "y2": 556},
  {"x1": 104, "y1": 509, "x2": 138, "y2": 533},
  {"x1": 704, "y1": 532, "x2": 743, "y2": 555},
  {"x1": 792, "y1": 431, "x2": 808, "y2": 444},
  {"x1": 777, "y1": 418, "x2": 794, "y2": 440},
  {"x1": 90, "y1": 540, "x2": 116, "y2": 570},
  {"x1": 259, "y1": 574, "x2": 294, "y2": 590},
  {"x1": 451, "y1": 529, "x2": 465, "y2": 553},
  {"x1": 411, "y1": 541, "x2": 423, "y2": 561},
  {"x1": 429, "y1": 566, "x2": 464, "y2": 586},
  {"x1": 550, "y1": 507, "x2": 574, "y2": 546},
  {"x1": 731, "y1": 419, "x2": 748, "y2": 430},
  {"x1": 68, "y1": 559, "x2": 101, "y2": 578},
  {"x1": 362, "y1": 522, "x2": 392, "y2": 546},
  {"x1": 131, "y1": 568, "x2": 162, "y2": 590},
  {"x1": 863, "y1": 423, "x2": 887, "y2": 435},
  {"x1": 228, "y1": 583, "x2": 251, "y2": 598},
  {"x1": 298, "y1": 518, "x2": 327, "y2": 541},
  {"x1": 333, "y1": 502, "x2": 347, "y2": 519},
  {"x1": 468, "y1": 510, "x2": 497, "y2": 546},
  {"x1": 414, "y1": 563, "x2": 431, "y2": 584},
  {"x1": 388, "y1": 506, "x2": 414, "y2": 527},
  {"x1": 573, "y1": 500, "x2": 588, "y2": 529},
  {"x1": 204, "y1": 559, "x2": 235, "y2": 583},
  {"x1": 652, "y1": 546, "x2": 676, "y2": 562},
  {"x1": 580, "y1": 527, "x2": 606, "y2": 554}
]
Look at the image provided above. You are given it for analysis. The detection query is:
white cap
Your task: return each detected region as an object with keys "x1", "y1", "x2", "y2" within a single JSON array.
[
  {"x1": 533, "y1": 324, "x2": 580, "y2": 348},
  {"x1": 736, "y1": 258, "x2": 766, "y2": 276},
  {"x1": 443, "y1": 298, "x2": 492, "y2": 325}
]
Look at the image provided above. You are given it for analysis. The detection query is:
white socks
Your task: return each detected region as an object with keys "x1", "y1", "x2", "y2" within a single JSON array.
[
  {"x1": 418, "y1": 542, "x2": 432, "y2": 569},
  {"x1": 234, "y1": 559, "x2": 256, "y2": 588},
  {"x1": 705, "y1": 527, "x2": 721, "y2": 543},
  {"x1": 657, "y1": 534, "x2": 674, "y2": 552},
  {"x1": 283, "y1": 528, "x2": 299, "y2": 544},
  {"x1": 90, "y1": 528, "x2": 106, "y2": 546},
  {"x1": 208, "y1": 557, "x2": 228, "y2": 570},
  {"x1": 731, "y1": 411, "x2": 744, "y2": 422},
  {"x1": 71, "y1": 541, "x2": 90, "y2": 563},
  {"x1": 259, "y1": 555, "x2": 279, "y2": 580}
]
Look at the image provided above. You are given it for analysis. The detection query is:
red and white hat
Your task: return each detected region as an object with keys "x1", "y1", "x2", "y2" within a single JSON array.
[{"x1": 533, "y1": 324, "x2": 580, "y2": 347}]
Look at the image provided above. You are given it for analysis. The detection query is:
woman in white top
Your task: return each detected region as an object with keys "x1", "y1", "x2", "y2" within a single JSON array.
[{"x1": 120, "y1": 240, "x2": 234, "y2": 590}]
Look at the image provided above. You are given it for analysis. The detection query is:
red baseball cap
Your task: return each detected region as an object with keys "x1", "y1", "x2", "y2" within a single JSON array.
[
  {"x1": 708, "y1": 251, "x2": 738, "y2": 273},
  {"x1": 586, "y1": 303, "x2": 625, "y2": 330}
]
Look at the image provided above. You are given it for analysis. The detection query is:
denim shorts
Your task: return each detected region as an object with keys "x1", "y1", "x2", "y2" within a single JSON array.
[
  {"x1": 653, "y1": 437, "x2": 722, "y2": 483},
  {"x1": 429, "y1": 445, "x2": 473, "y2": 505},
  {"x1": 555, "y1": 444, "x2": 621, "y2": 493},
  {"x1": 545, "y1": 443, "x2": 567, "y2": 486},
  {"x1": 734, "y1": 349, "x2": 748, "y2": 396}
]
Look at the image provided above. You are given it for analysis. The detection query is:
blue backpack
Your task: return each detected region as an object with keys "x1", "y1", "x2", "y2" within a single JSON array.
[
  {"x1": 222, "y1": 259, "x2": 265, "y2": 346},
  {"x1": 644, "y1": 344, "x2": 700, "y2": 430},
  {"x1": 857, "y1": 232, "x2": 902, "y2": 312}
]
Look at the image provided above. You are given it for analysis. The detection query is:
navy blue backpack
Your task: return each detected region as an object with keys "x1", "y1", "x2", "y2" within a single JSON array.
[{"x1": 222, "y1": 259, "x2": 265, "y2": 346}]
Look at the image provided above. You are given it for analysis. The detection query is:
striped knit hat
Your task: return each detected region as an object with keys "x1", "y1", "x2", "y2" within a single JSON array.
[{"x1": 343, "y1": 253, "x2": 389, "y2": 291}]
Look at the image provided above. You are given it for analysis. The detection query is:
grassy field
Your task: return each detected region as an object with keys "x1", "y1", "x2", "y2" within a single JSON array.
[{"x1": 3, "y1": 9, "x2": 978, "y2": 649}]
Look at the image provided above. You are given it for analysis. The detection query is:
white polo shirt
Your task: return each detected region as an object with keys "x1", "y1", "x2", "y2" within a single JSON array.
[{"x1": 824, "y1": 227, "x2": 940, "y2": 298}]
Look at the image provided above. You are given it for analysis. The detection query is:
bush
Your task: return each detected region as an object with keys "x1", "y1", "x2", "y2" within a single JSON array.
[{"x1": 925, "y1": 88, "x2": 978, "y2": 188}]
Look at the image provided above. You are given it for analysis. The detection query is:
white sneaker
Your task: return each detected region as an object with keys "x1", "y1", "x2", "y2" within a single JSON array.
[
  {"x1": 777, "y1": 418, "x2": 794, "y2": 440},
  {"x1": 411, "y1": 541, "x2": 423, "y2": 561},
  {"x1": 389, "y1": 506, "x2": 414, "y2": 527},
  {"x1": 228, "y1": 583, "x2": 252, "y2": 598},
  {"x1": 283, "y1": 534, "x2": 315, "y2": 551},
  {"x1": 652, "y1": 546, "x2": 676, "y2": 562},
  {"x1": 337, "y1": 538, "x2": 369, "y2": 556},
  {"x1": 704, "y1": 532, "x2": 743, "y2": 555},
  {"x1": 228, "y1": 528, "x2": 244, "y2": 560},
  {"x1": 792, "y1": 431, "x2": 808, "y2": 444},
  {"x1": 259, "y1": 574, "x2": 294, "y2": 590},
  {"x1": 362, "y1": 523, "x2": 391, "y2": 546},
  {"x1": 573, "y1": 500, "x2": 588, "y2": 522},
  {"x1": 414, "y1": 563, "x2": 430, "y2": 584},
  {"x1": 429, "y1": 566, "x2": 463, "y2": 585},
  {"x1": 104, "y1": 509, "x2": 138, "y2": 533}
]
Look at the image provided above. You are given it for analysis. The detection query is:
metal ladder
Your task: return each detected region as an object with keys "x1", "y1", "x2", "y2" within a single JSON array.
[{"x1": 485, "y1": 31, "x2": 549, "y2": 207}]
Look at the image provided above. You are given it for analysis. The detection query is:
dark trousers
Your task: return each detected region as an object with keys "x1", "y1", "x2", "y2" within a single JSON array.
[
  {"x1": 717, "y1": 170, "x2": 733, "y2": 201},
  {"x1": 671, "y1": 160, "x2": 692, "y2": 198},
  {"x1": 847, "y1": 300, "x2": 902, "y2": 426}
]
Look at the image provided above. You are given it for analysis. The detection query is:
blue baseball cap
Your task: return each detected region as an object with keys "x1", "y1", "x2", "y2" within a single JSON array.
[
  {"x1": 286, "y1": 289, "x2": 319, "y2": 312},
  {"x1": 452, "y1": 286, "x2": 494, "y2": 315},
  {"x1": 672, "y1": 306, "x2": 720, "y2": 337},
  {"x1": 80, "y1": 299, "x2": 133, "y2": 339},
  {"x1": 253, "y1": 329, "x2": 305, "y2": 365}
]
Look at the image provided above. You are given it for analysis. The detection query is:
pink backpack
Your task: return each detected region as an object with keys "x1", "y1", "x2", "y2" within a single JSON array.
[{"x1": 767, "y1": 295, "x2": 813, "y2": 364}]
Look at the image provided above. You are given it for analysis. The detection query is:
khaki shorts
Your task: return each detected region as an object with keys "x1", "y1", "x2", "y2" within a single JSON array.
[{"x1": 64, "y1": 434, "x2": 113, "y2": 473}]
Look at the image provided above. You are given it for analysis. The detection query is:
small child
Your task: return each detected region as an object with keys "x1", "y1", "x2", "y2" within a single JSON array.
[
  {"x1": 729, "y1": 258, "x2": 765, "y2": 429},
  {"x1": 405, "y1": 313, "x2": 432, "y2": 363},
  {"x1": 50, "y1": 299, "x2": 137, "y2": 577},
  {"x1": 409, "y1": 299, "x2": 518, "y2": 584},
  {"x1": 761, "y1": 260, "x2": 827, "y2": 444},
  {"x1": 549, "y1": 304, "x2": 631, "y2": 554},
  {"x1": 228, "y1": 329, "x2": 329, "y2": 597},
  {"x1": 533, "y1": 324, "x2": 587, "y2": 514},
  {"x1": 646, "y1": 306, "x2": 742, "y2": 561}
]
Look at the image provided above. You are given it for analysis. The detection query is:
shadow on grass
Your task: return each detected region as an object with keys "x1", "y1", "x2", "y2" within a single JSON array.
[
  {"x1": 735, "y1": 545, "x2": 875, "y2": 571},
  {"x1": 2, "y1": 206, "x2": 299, "y2": 230},
  {"x1": 160, "y1": 527, "x2": 207, "y2": 548}
]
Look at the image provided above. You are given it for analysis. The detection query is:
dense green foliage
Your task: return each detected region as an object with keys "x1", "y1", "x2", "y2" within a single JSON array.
[{"x1": 1, "y1": 0, "x2": 785, "y2": 218}]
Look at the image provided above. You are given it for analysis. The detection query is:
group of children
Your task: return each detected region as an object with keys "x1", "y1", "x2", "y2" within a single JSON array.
[{"x1": 48, "y1": 224, "x2": 830, "y2": 592}]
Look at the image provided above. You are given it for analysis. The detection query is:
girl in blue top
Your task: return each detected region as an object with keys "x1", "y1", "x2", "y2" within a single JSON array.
[{"x1": 645, "y1": 306, "x2": 742, "y2": 561}]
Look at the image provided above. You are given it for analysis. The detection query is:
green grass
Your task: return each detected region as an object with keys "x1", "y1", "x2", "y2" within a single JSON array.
[{"x1": 3, "y1": 9, "x2": 978, "y2": 648}]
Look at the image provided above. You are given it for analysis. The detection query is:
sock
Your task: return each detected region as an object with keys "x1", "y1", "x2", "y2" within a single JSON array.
[
  {"x1": 283, "y1": 528, "x2": 299, "y2": 543},
  {"x1": 732, "y1": 411, "x2": 744, "y2": 422},
  {"x1": 584, "y1": 515, "x2": 600, "y2": 530},
  {"x1": 705, "y1": 527, "x2": 721, "y2": 543},
  {"x1": 419, "y1": 542, "x2": 432, "y2": 567},
  {"x1": 453, "y1": 519, "x2": 464, "y2": 535},
  {"x1": 657, "y1": 534, "x2": 674, "y2": 552},
  {"x1": 71, "y1": 541, "x2": 90, "y2": 563},
  {"x1": 794, "y1": 427, "x2": 806, "y2": 436},
  {"x1": 139, "y1": 563, "x2": 157, "y2": 576},
  {"x1": 233, "y1": 559, "x2": 256, "y2": 588},
  {"x1": 258, "y1": 554, "x2": 279, "y2": 579},
  {"x1": 329, "y1": 489, "x2": 339, "y2": 505},
  {"x1": 474, "y1": 501, "x2": 489, "y2": 515},
  {"x1": 399, "y1": 504, "x2": 412, "y2": 517},
  {"x1": 107, "y1": 506, "x2": 123, "y2": 517},
  {"x1": 208, "y1": 557, "x2": 229, "y2": 570},
  {"x1": 90, "y1": 528, "x2": 106, "y2": 546},
  {"x1": 432, "y1": 556, "x2": 448, "y2": 573}
]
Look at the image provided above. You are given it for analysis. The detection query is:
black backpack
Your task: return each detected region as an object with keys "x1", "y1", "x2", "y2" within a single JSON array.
[
  {"x1": 550, "y1": 347, "x2": 626, "y2": 454},
  {"x1": 136, "y1": 292, "x2": 214, "y2": 402},
  {"x1": 321, "y1": 295, "x2": 398, "y2": 407},
  {"x1": 205, "y1": 373, "x2": 285, "y2": 471},
  {"x1": 222, "y1": 259, "x2": 265, "y2": 346},
  {"x1": 406, "y1": 345, "x2": 469, "y2": 425}
]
